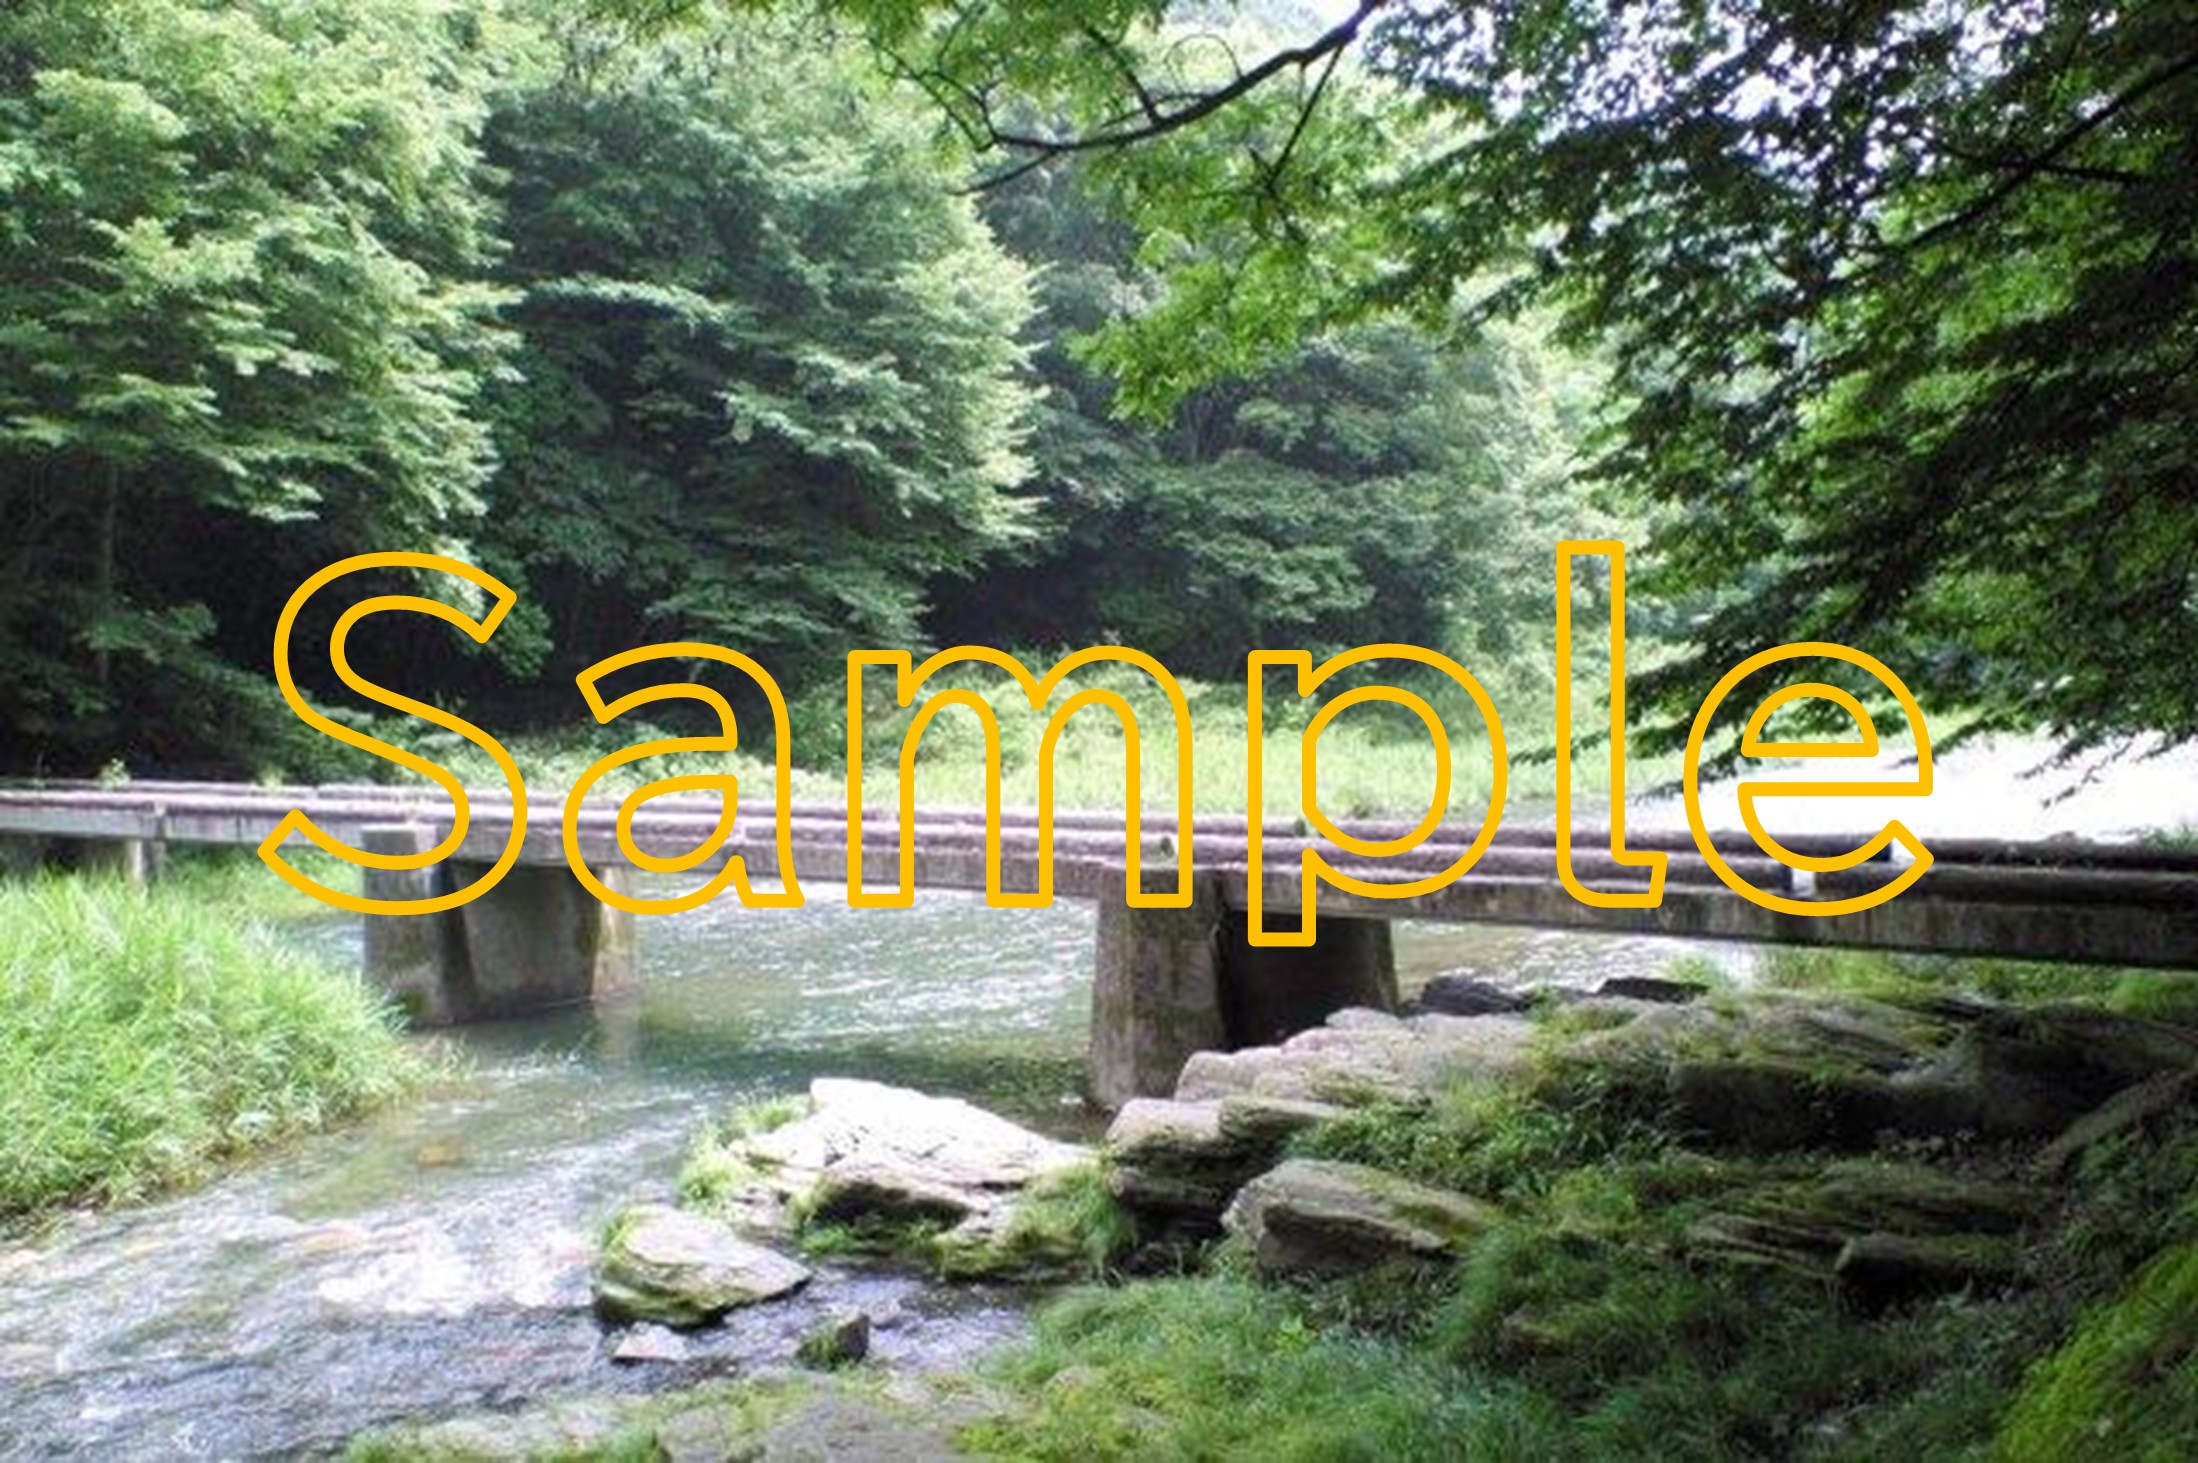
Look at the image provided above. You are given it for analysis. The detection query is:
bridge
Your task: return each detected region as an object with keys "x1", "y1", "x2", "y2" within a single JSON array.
[{"x1": 3, "y1": 780, "x2": 2196, "y2": 1105}]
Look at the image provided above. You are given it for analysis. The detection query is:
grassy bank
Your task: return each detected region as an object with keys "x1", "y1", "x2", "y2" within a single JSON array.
[
  {"x1": 0, "y1": 870, "x2": 422, "y2": 1225},
  {"x1": 349, "y1": 945, "x2": 2198, "y2": 1459},
  {"x1": 391, "y1": 653, "x2": 1637, "y2": 822}
]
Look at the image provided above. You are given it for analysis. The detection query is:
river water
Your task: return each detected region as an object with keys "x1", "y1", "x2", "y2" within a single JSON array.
[{"x1": 0, "y1": 882, "x2": 1732, "y2": 1460}]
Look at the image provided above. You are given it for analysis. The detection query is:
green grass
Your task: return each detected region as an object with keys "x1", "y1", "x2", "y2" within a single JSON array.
[
  {"x1": 997, "y1": 1164, "x2": 1140, "y2": 1275},
  {"x1": 157, "y1": 844, "x2": 365, "y2": 921},
  {"x1": 0, "y1": 874, "x2": 424, "y2": 1224},
  {"x1": 963, "y1": 1274, "x2": 1565, "y2": 1460},
  {"x1": 1740, "y1": 946, "x2": 2198, "y2": 1024},
  {"x1": 1999, "y1": 1240, "x2": 2198, "y2": 1460},
  {"x1": 367, "y1": 654, "x2": 1648, "y2": 821},
  {"x1": 936, "y1": 1163, "x2": 1140, "y2": 1281}
]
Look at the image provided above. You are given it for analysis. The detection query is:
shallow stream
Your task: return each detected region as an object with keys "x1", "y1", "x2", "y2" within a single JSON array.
[{"x1": 0, "y1": 882, "x2": 1734, "y2": 1460}]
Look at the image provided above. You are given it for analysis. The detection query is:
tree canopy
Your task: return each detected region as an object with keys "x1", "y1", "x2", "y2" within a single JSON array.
[
  {"x1": 477, "y1": 20, "x2": 1039, "y2": 700},
  {"x1": 695, "y1": 0, "x2": 2198, "y2": 762},
  {"x1": 934, "y1": 161, "x2": 1596, "y2": 678},
  {"x1": 0, "y1": 0, "x2": 509, "y2": 772},
  {"x1": 2, "y1": 0, "x2": 1598, "y2": 777},
  {"x1": 11, "y1": 0, "x2": 2179, "y2": 779}
]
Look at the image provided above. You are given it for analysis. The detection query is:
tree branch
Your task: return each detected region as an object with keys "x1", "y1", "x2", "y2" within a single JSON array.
[
  {"x1": 904, "y1": 0, "x2": 1388, "y2": 189},
  {"x1": 1883, "y1": 47, "x2": 2198, "y2": 257}
]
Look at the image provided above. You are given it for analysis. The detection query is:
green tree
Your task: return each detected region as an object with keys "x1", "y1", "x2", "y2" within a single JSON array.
[
  {"x1": 932, "y1": 165, "x2": 1597, "y2": 678},
  {"x1": 645, "y1": 0, "x2": 2198, "y2": 762},
  {"x1": 0, "y1": 0, "x2": 510, "y2": 774},
  {"x1": 477, "y1": 18, "x2": 1038, "y2": 707}
]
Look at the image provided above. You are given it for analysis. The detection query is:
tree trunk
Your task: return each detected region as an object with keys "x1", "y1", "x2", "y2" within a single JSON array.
[{"x1": 93, "y1": 460, "x2": 118, "y2": 696}]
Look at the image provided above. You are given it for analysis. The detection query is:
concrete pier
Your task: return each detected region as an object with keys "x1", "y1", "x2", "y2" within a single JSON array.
[
  {"x1": 361, "y1": 824, "x2": 637, "y2": 1025},
  {"x1": 1089, "y1": 872, "x2": 1399, "y2": 1106},
  {"x1": 1090, "y1": 872, "x2": 1231, "y2": 1109},
  {"x1": 1218, "y1": 912, "x2": 1397, "y2": 1049}
]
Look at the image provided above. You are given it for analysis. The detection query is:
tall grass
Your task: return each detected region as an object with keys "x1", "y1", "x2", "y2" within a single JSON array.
[
  {"x1": 0, "y1": 875, "x2": 423, "y2": 1223},
  {"x1": 398, "y1": 656, "x2": 1615, "y2": 821},
  {"x1": 964, "y1": 1274, "x2": 1563, "y2": 1460},
  {"x1": 1742, "y1": 945, "x2": 2198, "y2": 1022}
]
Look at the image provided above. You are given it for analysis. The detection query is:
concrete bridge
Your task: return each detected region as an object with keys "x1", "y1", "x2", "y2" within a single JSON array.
[{"x1": 4, "y1": 780, "x2": 2196, "y2": 1105}]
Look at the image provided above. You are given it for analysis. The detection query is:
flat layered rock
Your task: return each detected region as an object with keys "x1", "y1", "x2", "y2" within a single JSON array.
[
  {"x1": 1104, "y1": 1094, "x2": 1354, "y2": 1225},
  {"x1": 1834, "y1": 1231, "x2": 2022, "y2": 1304},
  {"x1": 1222, "y1": 1159, "x2": 1495, "y2": 1278},
  {"x1": 1104, "y1": 1098, "x2": 1259, "y2": 1220},
  {"x1": 699, "y1": 1079, "x2": 1089, "y2": 1236},
  {"x1": 1175, "y1": 1011, "x2": 1535, "y2": 1106},
  {"x1": 594, "y1": 1205, "x2": 811, "y2": 1328}
]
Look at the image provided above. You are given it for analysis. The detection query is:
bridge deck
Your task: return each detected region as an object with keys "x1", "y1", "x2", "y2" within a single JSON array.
[{"x1": 2, "y1": 781, "x2": 2194, "y2": 968}]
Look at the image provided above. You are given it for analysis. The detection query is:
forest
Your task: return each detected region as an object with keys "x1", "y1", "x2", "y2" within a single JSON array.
[
  {"x1": 0, "y1": 0, "x2": 1601, "y2": 791},
  {"x1": 5, "y1": 3, "x2": 2197, "y2": 1460},
  {"x1": 4, "y1": 0, "x2": 2189, "y2": 792}
]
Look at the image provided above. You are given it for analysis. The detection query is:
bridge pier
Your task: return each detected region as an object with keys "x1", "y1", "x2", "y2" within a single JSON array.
[
  {"x1": 1218, "y1": 912, "x2": 1397, "y2": 1050},
  {"x1": 1089, "y1": 871, "x2": 1398, "y2": 1107},
  {"x1": 0, "y1": 834, "x2": 163, "y2": 884},
  {"x1": 1091, "y1": 873, "x2": 1231, "y2": 1109},
  {"x1": 360, "y1": 825, "x2": 637, "y2": 1026}
]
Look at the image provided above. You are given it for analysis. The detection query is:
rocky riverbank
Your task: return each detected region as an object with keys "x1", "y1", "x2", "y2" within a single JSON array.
[{"x1": 357, "y1": 959, "x2": 2198, "y2": 1459}]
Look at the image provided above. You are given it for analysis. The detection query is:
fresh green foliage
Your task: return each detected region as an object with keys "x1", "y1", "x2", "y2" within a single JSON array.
[
  {"x1": 0, "y1": 874, "x2": 423, "y2": 1222},
  {"x1": 931, "y1": 161, "x2": 1607, "y2": 680},
  {"x1": 0, "y1": 0, "x2": 511, "y2": 774},
  {"x1": 1746, "y1": 946, "x2": 2198, "y2": 1024},
  {"x1": 0, "y1": 2, "x2": 1613, "y2": 784},
  {"x1": 1294, "y1": 1073, "x2": 1670, "y2": 1209},
  {"x1": 2000, "y1": 1240, "x2": 2198, "y2": 1461},
  {"x1": 719, "y1": 0, "x2": 2198, "y2": 763},
  {"x1": 964, "y1": 1274, "x2": 1564, "y2": 1460},
  {"x1": 953, "y1": 1163, "x2": 1139, "y2": 1281},
  {"x1": 676, "y1": 1093, "x2": 808, "y2": 1214},
  {"x1": 858, "y1": 656, "x2": 1532, "y2": 817},
  {"x1": 478, "y1": 18, "x2": 1037, "y2": 698}
]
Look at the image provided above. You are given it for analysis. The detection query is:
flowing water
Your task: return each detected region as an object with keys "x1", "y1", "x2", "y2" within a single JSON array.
[{"x1": 0, "y1": 880, "x2": 1741, "y2": 1460}]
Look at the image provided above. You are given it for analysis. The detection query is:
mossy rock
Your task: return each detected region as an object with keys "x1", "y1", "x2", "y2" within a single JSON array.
[
  {"x1": 1834, "y1": 1231, "x2": 2023, "y2": 1306},
  {"x1": 1925, "y1": 1005, "x2": 2198, "y2": 1141},
  {"x1": 1806, "y1": 1160, "x2": 2039, "y2": 1236},
  {"x1": 931, "y1": 1164, "x2": 1137, "y2": 1281},
  {"x1": 593, "y1": 1203, "x2": 811, "y2": 1328},
  {"x1": 795, "y1": 1311, "x2": 872, "y2": 1370},
  {"x1": 1222, "y1": 1158, "x2": 1496, "y2": 1278},
  {"x1": 1687, "y1": 1160, "x2": 2040, "y2": 1283}
]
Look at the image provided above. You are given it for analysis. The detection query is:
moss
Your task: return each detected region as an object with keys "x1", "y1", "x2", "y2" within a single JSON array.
[
  {"x1": 724, "y1": 1093, "x2": 809, "y2": 1138},
  {"x1": 675, "y1": 1092, "x2": 811, "y2": 1217},
  {"x1": 791, "y1": 1220, "x2": 877, "y2": 1259},
  {"x1": 596, "y1": 1205, "x2": 643, "y2": 1252},
  {"x1": 1999, "y1": 1241, "x2": 2198, "y2": 1460},
  {"x1": 675, "y1": 1141, "x2": 764, "y2": 1215},
  {"x1": 2105, "y1": 971, "x2": 2198, "y2": 1028},
  {"x1": 937, "y1": 1164, "x2": 1138, "y2": 1281}
]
